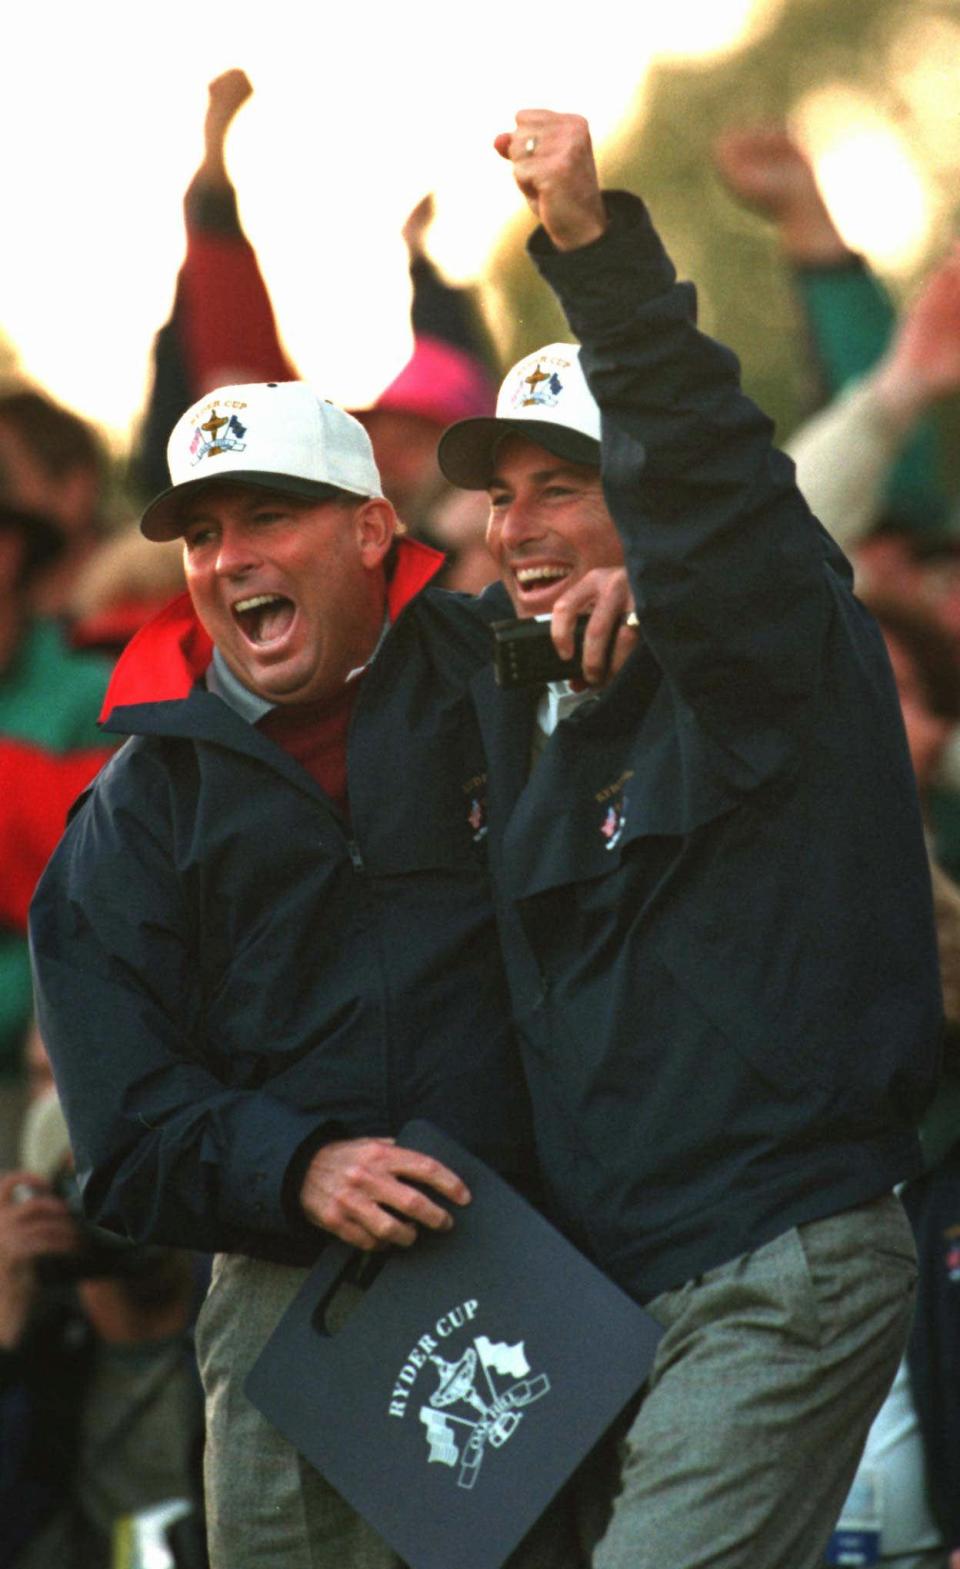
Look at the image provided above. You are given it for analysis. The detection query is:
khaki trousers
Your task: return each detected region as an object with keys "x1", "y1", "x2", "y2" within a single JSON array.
[{"x1": 593, "y1": 1194, "x2": 918, "y2": 1569}]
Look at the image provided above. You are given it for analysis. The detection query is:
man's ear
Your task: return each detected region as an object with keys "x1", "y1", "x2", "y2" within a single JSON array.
[{"x1": 354, "y1": 498, "x2": 397, "y2": 569}]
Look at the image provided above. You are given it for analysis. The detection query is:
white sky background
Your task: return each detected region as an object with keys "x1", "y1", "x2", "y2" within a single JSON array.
[{"x1": 3, "y1": 0, "x2": 924, "y2": 452}]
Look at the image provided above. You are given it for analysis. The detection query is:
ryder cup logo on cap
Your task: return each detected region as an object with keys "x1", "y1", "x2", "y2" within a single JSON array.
[
  {"x1": 140, "y1": 381, "x2": 384, "y2": 541},
  {"x1": 437, "y1": 343, "x2": 601, "y2": 491}
]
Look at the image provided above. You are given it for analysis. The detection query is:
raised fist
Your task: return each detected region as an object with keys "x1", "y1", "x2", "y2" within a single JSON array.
[{"x1": 494, "y1": 109, "x2": 607, "y2": 252}]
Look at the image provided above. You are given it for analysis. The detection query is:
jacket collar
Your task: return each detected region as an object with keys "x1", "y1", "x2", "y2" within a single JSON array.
[{"x1": 100, "y1": 534, "x2": 444, "y2": 724}]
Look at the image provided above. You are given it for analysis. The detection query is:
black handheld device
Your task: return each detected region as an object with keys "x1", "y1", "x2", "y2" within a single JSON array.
[{"x1": 491, "y1": 615, "x2": 589, "y2": 688}]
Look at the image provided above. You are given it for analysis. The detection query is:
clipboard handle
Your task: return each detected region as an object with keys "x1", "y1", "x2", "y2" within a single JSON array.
[{"x1": 309, "y1": 1243, "x2": 390, "y2": 1337}]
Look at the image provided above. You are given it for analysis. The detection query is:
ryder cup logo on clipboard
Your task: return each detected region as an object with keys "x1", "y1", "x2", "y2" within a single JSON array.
[{"x1": 385, "y1": 1299, "x2": 551, "y2": 1490}]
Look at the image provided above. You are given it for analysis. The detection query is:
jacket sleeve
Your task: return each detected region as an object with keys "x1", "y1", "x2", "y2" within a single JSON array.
[
  {"x1": 528, "y1": 192, "x2": 889, "y2": 786},
  {"x1": 28, "y1": 749, "x2": 327, "y2": 1261}
]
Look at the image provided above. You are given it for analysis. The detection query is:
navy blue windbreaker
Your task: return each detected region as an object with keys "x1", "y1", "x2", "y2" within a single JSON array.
[
  {"x1": 29, "y1": 541, "x2": 536, "y2": 1263},
  {"x1": 468, "y1": 194, "x2": 943, "y2": 1299}
]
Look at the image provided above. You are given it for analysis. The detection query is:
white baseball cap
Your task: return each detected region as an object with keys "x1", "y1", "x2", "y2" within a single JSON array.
[
  {"x1": 437, "y1": 343, "x2": 600, "y2": 489},
  {"x1": 141, "y1": 381, "x2": 384, "y2": 541}
]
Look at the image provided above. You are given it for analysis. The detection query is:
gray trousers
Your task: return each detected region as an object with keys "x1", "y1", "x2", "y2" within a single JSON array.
[
  {"x1": 195, "y1": 1252, "x2": 609, "y2": 1569},
  {"x1": 593, "y1": 1194, "x2": 918, "y2": 1569},
  {"x1": 196, "y1": 1195, "x2": 914, "y2": 1569}
]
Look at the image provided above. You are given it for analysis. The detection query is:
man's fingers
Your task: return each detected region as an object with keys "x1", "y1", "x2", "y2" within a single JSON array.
[
  {"x1": 316, "y1": 1188, "x2": 424, "y2": 1252},
  {"x1": 319, "y1": 1165, "x2": 458, "y2": 1237},
  {"x1": 332, "y1": 1215, "x2": 400, "y2": 1253},
  {"x1": 300, "y1": 1138, "x2": 470, "y2": 1249},
  {"x1": 494, "y1": 110, "x2": 605, "y2": 249},
  {"x1": 549, "y1": 600, "x2": 579, "y2": 661},
  {"x1": 583, "y1": 604, "x2": 641, "y2": 684},
  {"x1": 0, "y1": 1201, "x2": 78, "y2": 1263},
  {"x1": 607, "y1": 624, "x2": 641, "y2": 680},
  {"x1": 581, "y1": 611, "x2": 621, "y2": 684},
  {"x1": 386, "y1": 1148, "x2": 471, "y2": 1207},
  {"x1": 349, "y1": 1190, "x2": 432, "y2": 1250},
  {"x1": 580, "y1": 589, "x2": 628, "y2": 682},
  {"x1": 551, "y1": 568, "x2": 638, "y2": 680},
  {"x1": 375, "y1": 1173, "x2": 456, "y2": 1233},
  {"x1": 551, "y1": 583, "x2": 602, "y2": 658},
  {"x1": 495, "y1": 112, "x2": 578, "y2": 169},
  {"x1": 11, "y1": 1215, "x2": 78, "y2": 1255},
  {"x1": 0, "y1": 1170, "x2": 48, "y2": 1205}
]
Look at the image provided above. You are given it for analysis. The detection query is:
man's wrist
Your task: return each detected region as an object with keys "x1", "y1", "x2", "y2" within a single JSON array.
[
  {"x1": 529, "y1": 191, "x2": 677, "y2": 334},
  {"x1": 282, "y1": 1121, "x2": 348, "y2": 1233},
  {"x1": 549, "y1": 205, "x2": 608, "y2": 254},
  {"x1": 530, "y1": 191, "x2": 623, "y2": 257}
]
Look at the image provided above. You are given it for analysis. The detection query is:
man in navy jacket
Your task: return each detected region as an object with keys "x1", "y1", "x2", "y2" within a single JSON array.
[
  {"x1": 436, "y1": 111, "x2": 943, "y2": 1569},
  {"x1": 27, "y1": 386, "x2": 583, "y2": 1569}
]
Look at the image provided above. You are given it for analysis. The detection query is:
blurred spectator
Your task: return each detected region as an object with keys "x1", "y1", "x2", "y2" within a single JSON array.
[
  {"x1": 0, "y1": 71, "x2": 283, "y2": 967},
  {"x1": 134, "y1": 72, "x2": 497, "y2": 591},
  {"x1": 425, "y1": 485, "x2": 497, "y2": 594},
  {"x1": 0, "y1": 506, "x2": 112, "y2": 1168},
  {"x1": 706, "y1": 130, "x2": 960, "y2": 1544},
  {"x1": 865, "y1": 594, "x2": 960, "y2": 891},
  {"x1": 64, "y1": 527, "x2": 185, "y2": 660},
  {"x1": 821, "y1": 598, "x2": 960, "y2": 1568},
  {"x1": 717, "y1": 168, "x2": 960, "y2": 885},
  {"x1": 132, "y1": 69, "x2": 295, "y2": 504},
  {"x1": 898, "y1": 1133, "x2": 960, "y2": 1569},
  {"x1": 353, "y1": 193, "x2": 500, "y2": 551},
  {"x1": 0, "y1": 738, "x2": 113, "y2": 935},
  {"x1": 712, "y1": 124, "x2": 949, "y2": 535},
  {"x1": 0, "y1": 391, "x2": 113, "y2": 618},
  {"x1": 867, "y1": 597, "x2": 960, "y2": 812},
  {"x1": 832, "y1": 1048, "x2": 960, "y2": 1569},
  {"x1": 0, "y1": 1060, "x2": 206, "y2": 1569},
  {"x1": 768, "y1": 236, "x2": 960, "y2": 882},
  {"x1": 781, "y1": 246, "x2": 960, "y2": 569}
]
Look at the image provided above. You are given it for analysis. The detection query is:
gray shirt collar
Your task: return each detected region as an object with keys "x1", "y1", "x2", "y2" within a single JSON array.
[
  {"x1": 205, "y1": 617, "x2": 392, "y2": 724},
  {"x1": 206, "y1": 647, "x2": 274, "y2": 723}
]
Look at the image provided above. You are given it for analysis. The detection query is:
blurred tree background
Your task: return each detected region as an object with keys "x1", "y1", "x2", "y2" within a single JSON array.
[
  {"x1": 0, "y1": 337, "x2": 20, "y2": 384},
  {"x1": 488, "y1": 0, "x2": 960, "y2": 455}
]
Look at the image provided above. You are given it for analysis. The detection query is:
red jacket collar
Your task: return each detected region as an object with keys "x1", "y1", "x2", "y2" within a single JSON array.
[
  {"x1": 385, "y1": 533, "x2": 445, "y2": 620},
  {"x1": 100, "y1": 534, "x2": 445, "y2": 720}
]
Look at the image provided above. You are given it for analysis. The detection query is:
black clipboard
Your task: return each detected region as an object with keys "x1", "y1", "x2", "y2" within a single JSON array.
[{"x1": 245, "y1": 1120, "x2": 661, "y2": 1569}]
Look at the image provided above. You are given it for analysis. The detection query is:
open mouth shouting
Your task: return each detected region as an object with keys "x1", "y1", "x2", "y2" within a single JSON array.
[
  {"x1": 511, "y1": 561, "x2": 574, "y2": 612},
  {"x1": 232, "y1": 592, "x2": 297, "y2": 649}
]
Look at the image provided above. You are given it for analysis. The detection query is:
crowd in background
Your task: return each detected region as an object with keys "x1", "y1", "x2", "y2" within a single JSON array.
[{"x1": 1, "y1": 70, "x2": 958, "y2": 1569}]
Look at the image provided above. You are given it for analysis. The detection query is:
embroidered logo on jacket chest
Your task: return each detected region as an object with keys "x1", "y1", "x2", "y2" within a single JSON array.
[
  {"x1": 463, "y1": 772, "x2": 488, "y2": 842},
  {"x1": 944, "y1": 1222, "x2": 960, "y2": 1284},
  {"x1": 595, "y1": 770, "x2": 633, "y2": 851}
]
